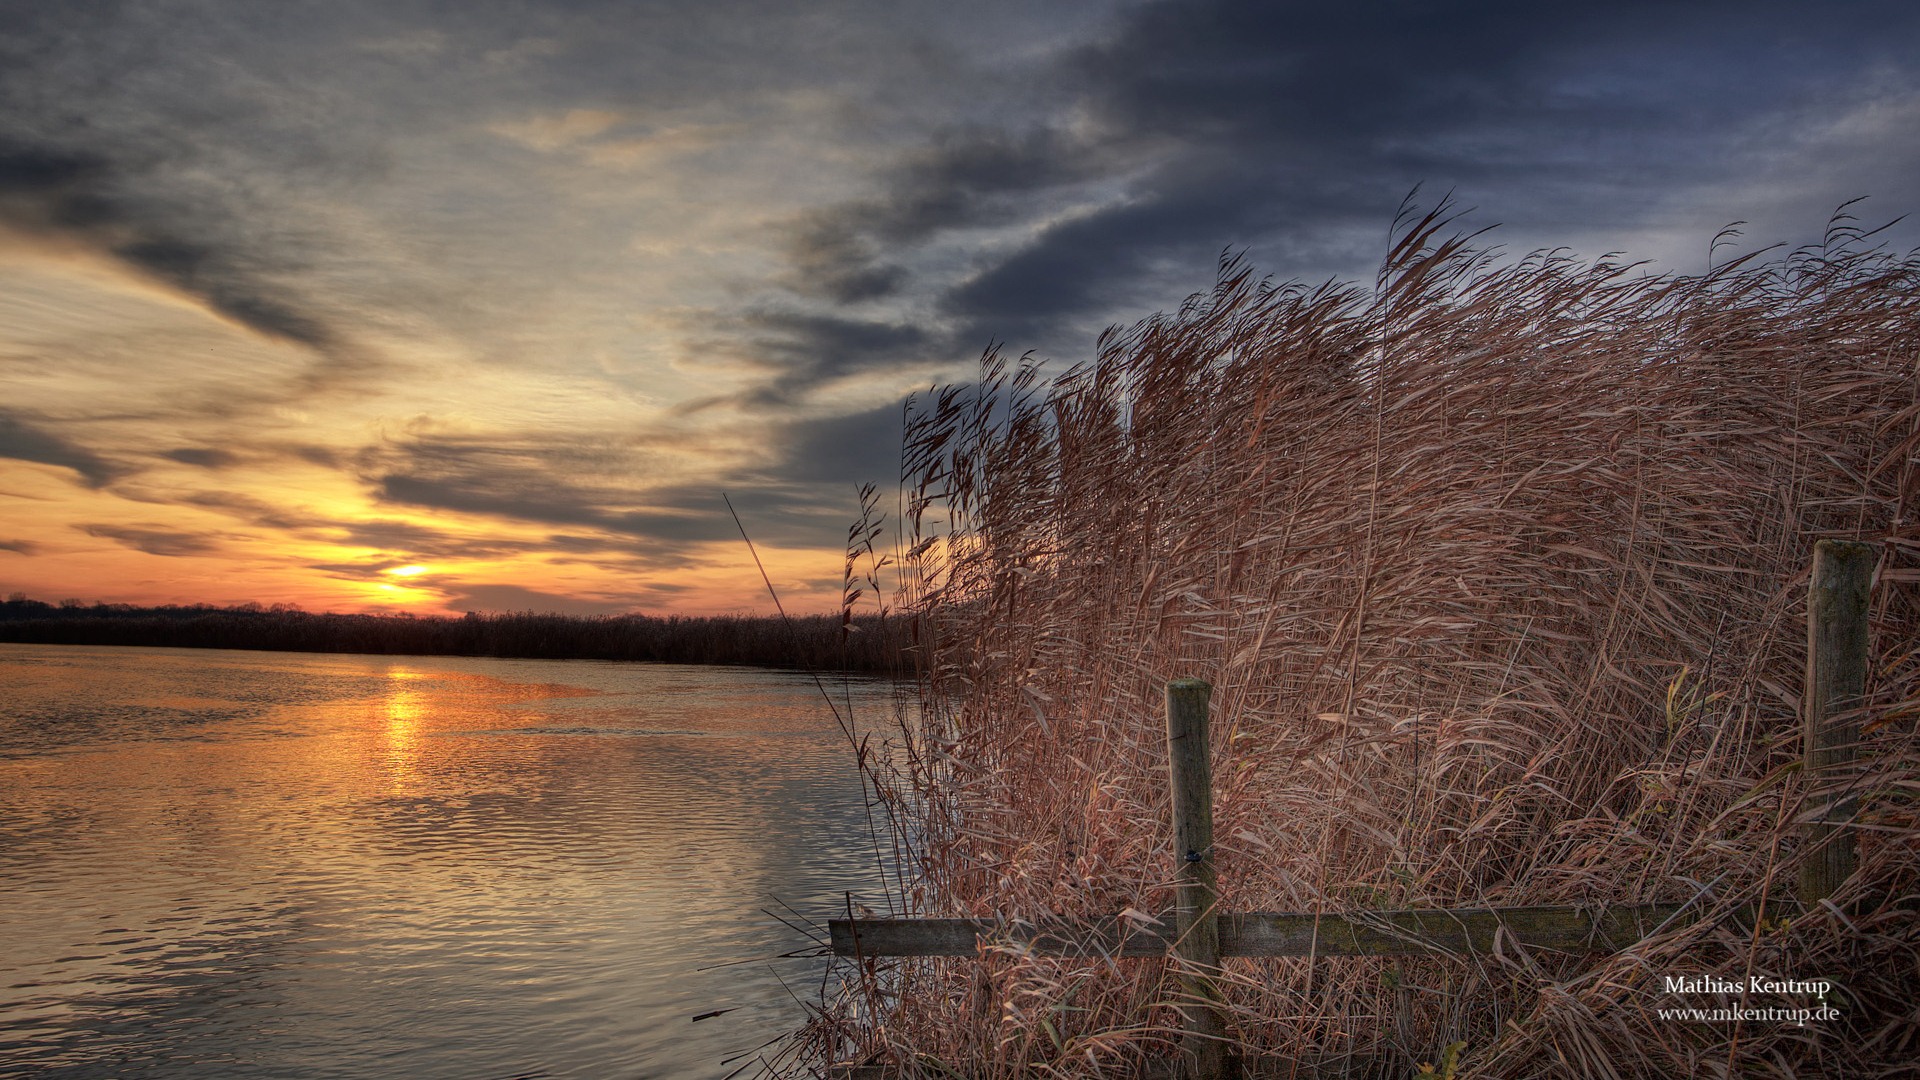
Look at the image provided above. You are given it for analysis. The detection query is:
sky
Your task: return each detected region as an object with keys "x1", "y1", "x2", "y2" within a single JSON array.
[{"x1": 3, "y1": 0, "x2": 1918, "y2": 617}]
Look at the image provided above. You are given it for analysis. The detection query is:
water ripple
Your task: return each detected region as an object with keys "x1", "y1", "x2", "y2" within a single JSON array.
[{"x1": 0, "y1": 644, "x2": 905, "y2": 1079}]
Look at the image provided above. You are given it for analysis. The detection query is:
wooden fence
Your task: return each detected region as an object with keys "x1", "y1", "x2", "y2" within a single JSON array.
[{"x1": 825, "y1": 541, "x2": 1874, "y2": 1079}]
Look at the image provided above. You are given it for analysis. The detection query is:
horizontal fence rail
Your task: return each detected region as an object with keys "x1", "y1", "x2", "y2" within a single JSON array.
[{"x1": 831, "y1": 902, "x2": 1722, "y2": 959}]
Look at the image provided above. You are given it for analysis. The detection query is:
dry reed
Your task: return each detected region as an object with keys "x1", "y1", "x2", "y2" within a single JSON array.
[{"x1": 783, "y1": 203, "x2": 1920, "y2": 1079}]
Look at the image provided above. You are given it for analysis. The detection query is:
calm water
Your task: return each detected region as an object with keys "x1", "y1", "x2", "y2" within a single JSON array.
[{"x1": 0, "y1": 643, "x2": 903, "y2": 1079}]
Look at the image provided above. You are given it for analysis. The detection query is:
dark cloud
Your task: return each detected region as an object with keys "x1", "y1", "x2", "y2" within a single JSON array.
[
  {"x1": 761, "y1": 401, "x2": 905, "y2": 488},
  {"x1": 544, "y1": 533, "x2": 633, "y2": 554},
  {"x1": 784, "y1": 125, "x2": 1128, "y2": 303},
  {"x1": 871, "y1": 126, "x2": 1120, "y2": 240},
  {"x1": 360, "y1": 417, "x2": 891, "y2": 552},
  {"x1": 357, "y1": 431, "x2": 732, "y2": 548},
  {"x1": 0, "y1": 409, "x2": 122, "y2": 487},
  {"x1": 939, "y1": 173, "x2": 1325, "y2": 342},
  {"x1": 114, "y1": 236, "x2": 336, "y2": 348},
  {"x1": 163, "y1": 447, "x2": 242, "y2": 469},
  {"x1": 0, "y1": 134, "x2": 340, "y2": 350},
  {"x1": 165, "y1": 490, "x2": 318, "y2": 532},
  {"x1": 377, "y1": 472, "x2": 726, "y2": 543},
  {"x1": 0, "y1": 137, "x2": 110, "y2": 203},
  {"x1": 307, "y1": 558, "x2": 407, "y2": 581},
  {"x1": 777, "y1": 0, "x2": 1920, "y2": 362},
  {"x1": 328, "y1": 518, "x2": 549, "y2": 561},
  {"x1": 695, "y1": 311, "x2": 942, "y2": 408},
  {"x1": 80, "y1": 524, "x2": 219, "y2": 557},
  {"x1": 0, "y1": 538, "x2": 39, "y2": 555},
  {"x1": 287, "y1": 444, "x2": 347, "y2": 470},
  {"x1": 784, "y1": 219, "x2": 910, "y2": 304},
  {"x1": 440, "y1": 583, "x2": 635, "y2": 616}
]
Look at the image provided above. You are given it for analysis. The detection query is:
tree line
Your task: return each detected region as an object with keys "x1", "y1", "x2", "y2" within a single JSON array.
[{"x1": 0, "y1": 596, "x2": 911, "y2": 673}]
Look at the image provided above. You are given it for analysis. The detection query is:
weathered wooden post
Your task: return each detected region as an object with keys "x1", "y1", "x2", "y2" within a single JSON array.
[
  {"x1": 1799, "y1": 540, "x2": 1874, "y2": 905},
  {"x1": 1166, "y1": 678, "x2": 1226, "y2": 1079}
]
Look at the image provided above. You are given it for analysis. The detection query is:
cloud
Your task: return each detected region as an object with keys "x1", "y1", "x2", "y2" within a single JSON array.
[
  {"x1": 355, "y1": 429, "x2": 731, "y2": 549},
  {"x1": 783, "y1": 0, "x2": 1920, "y2": 362},
  {"x1": 375, "y1": 472, "x2": 726, "y2": 543},
  {"x1": 783, "y1": 124, "x2": 1133, "y2": 303},
  {"x1": 162, "y1": 447, "x2": 242, "y2": 469},
  {"x1": 760, "y1": 400, "x2": 906, "y2": 488},
  {"x1": 177, "y1": 492, "x2": 325, "y2": 533},
  {"x1": 784, "y1": 219, "x2": 910, "y2": 304},
  {"x1": 439, "y1": 583, "x2": 635, "y2": 616},
  {"x1": 80, "y1": 524, "x2": 220, "y2": 557},
  {"x1": 0, "y1": 538, "x2": 39, "y2": 555},
  {"x1": 6, "y1": 0, "x2": 1917, "y2": 616},
  {"x1": 0, "y1": 134, "x2": 342, "y2": 350},
  {"x1": 0, "y1": 409, "x2": 123, "y2": 487},
  {"x1": 359, "y1": 411, "x2": 898, "y2": 553},
  {"x1": 307, "y1": 558, "x2": 413, "y2": 581},
  {"x1": 487, "y1": 108, "x2": 624, "y2": 152},
  {"x1": 699, "y1": 311, "x2": 944, "y2": 408}
]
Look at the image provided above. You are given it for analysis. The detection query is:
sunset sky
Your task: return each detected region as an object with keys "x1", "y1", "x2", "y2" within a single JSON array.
[{"x1": 4, "y1": 1, "x2": 1918, "y2": 616}]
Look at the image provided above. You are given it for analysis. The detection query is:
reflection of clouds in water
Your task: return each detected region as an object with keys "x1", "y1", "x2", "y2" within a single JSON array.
[
  {"x1": 0, "y1": 893, "x2": 310, "y2": 1076},
  {"x1": 0, "y1": 645, "x2": 901, "y2": 1078}
]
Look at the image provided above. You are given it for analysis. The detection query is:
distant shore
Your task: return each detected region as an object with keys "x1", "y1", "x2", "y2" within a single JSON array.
[{"x1": 0, "y1": 597, "x2": 910, "y2": 673}]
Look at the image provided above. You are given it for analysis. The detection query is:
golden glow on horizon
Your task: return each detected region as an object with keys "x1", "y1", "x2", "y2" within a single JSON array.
[{"x1": 0, "y1": 251, "x2": 867, "y2": 619}]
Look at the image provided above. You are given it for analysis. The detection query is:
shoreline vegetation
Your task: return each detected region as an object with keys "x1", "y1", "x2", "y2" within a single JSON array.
[
  {"x1": 0, "y1": 596, "x2": 912, "y2": 673},
  {"x1": 790, "y1": 206, "x2": 1920, "y2": 1078}
]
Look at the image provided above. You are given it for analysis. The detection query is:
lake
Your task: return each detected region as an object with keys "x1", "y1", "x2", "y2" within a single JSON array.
[{"x1": 0, "y1": 643, "x2": 903, "y2": 1079}]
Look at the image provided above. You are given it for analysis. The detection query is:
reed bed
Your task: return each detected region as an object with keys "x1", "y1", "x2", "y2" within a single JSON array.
[{"x1": 786, "y1": 206, "x2": 1920, "y2": 1078}]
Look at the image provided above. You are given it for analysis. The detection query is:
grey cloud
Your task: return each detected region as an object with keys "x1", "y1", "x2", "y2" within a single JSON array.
[
  {"x1": 377, "y1": 472, "x2": 726, "y2": 544},
  {"x1": 833, "y1": 0, "x2": 1920, "y2": 358},
  {"x1": 80, "y1": 524, "x2": 219, "y2": 557},
  {"x1": 718, "y1": 312, "x2": 943, "y2": 408},
  {"x1": 307, "y1": 559, "x2": 408, "y2": 581},
  {"x1": 0, "y1": 133, "x2": 340, "y2": 350},
  {"x1": 785, "y1": 219, "x2": 910, "y2": 304},
  {"x1": 170, "y1": 490, "x2": 321, "y2": 532},
  {"x1": 357, "y1": 431, "x2": 731, "y2": 548},
  {"x1": 363, "y1": 417, "x2": 889, "y2": 552},
  {"x1": 784, "y1": 124, "x2": 1127, "y2": 303},
  {"x1": 763, "y1": 401, "x2": 905, "y2": 488},
  {"x1": 440, "y1": 583, "x2": 634, "y2": 616},
  {"x1": 330, "y1": 518, "x2": 556, "y2": 561},
  {"x1": 545, "y1": 533, "x2": 632, "y2": 554},
  {"x1": 163, "y1": 447, "x2": 242, "y2": 469},
  {"x1": 0, "y1": 410, "x2": 123, "y2": 487},
  {"x1": 0, "y1": 539, "x2": 39, "y2": 555},
  {"x1": 871, "y1": 126, "x2": 1119, "y2": 240},
  {"x1": 287, "y1": 445, "x2": 347, "y2": 469},
  {"x1": 114, "y1": 236, "x2": 336, "y2": 348}
]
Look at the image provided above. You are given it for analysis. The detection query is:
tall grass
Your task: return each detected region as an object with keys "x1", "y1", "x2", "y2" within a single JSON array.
[{"x1": 792, "y1": 205, "x2": 1920, "y2": 1077}]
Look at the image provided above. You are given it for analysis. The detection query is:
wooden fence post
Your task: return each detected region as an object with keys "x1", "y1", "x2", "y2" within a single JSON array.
[
  {"x1": 1167, "y1": 678, "x2": 1226, "y2": 1079},
  {"x1": 1800, "y1": 539, "x2": 1874, "y2": 905}
]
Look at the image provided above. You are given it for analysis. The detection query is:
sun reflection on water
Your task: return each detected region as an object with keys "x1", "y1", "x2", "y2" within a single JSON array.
[{"x1": 381, "y1": 667, "x2": 424, "y2": 786}]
